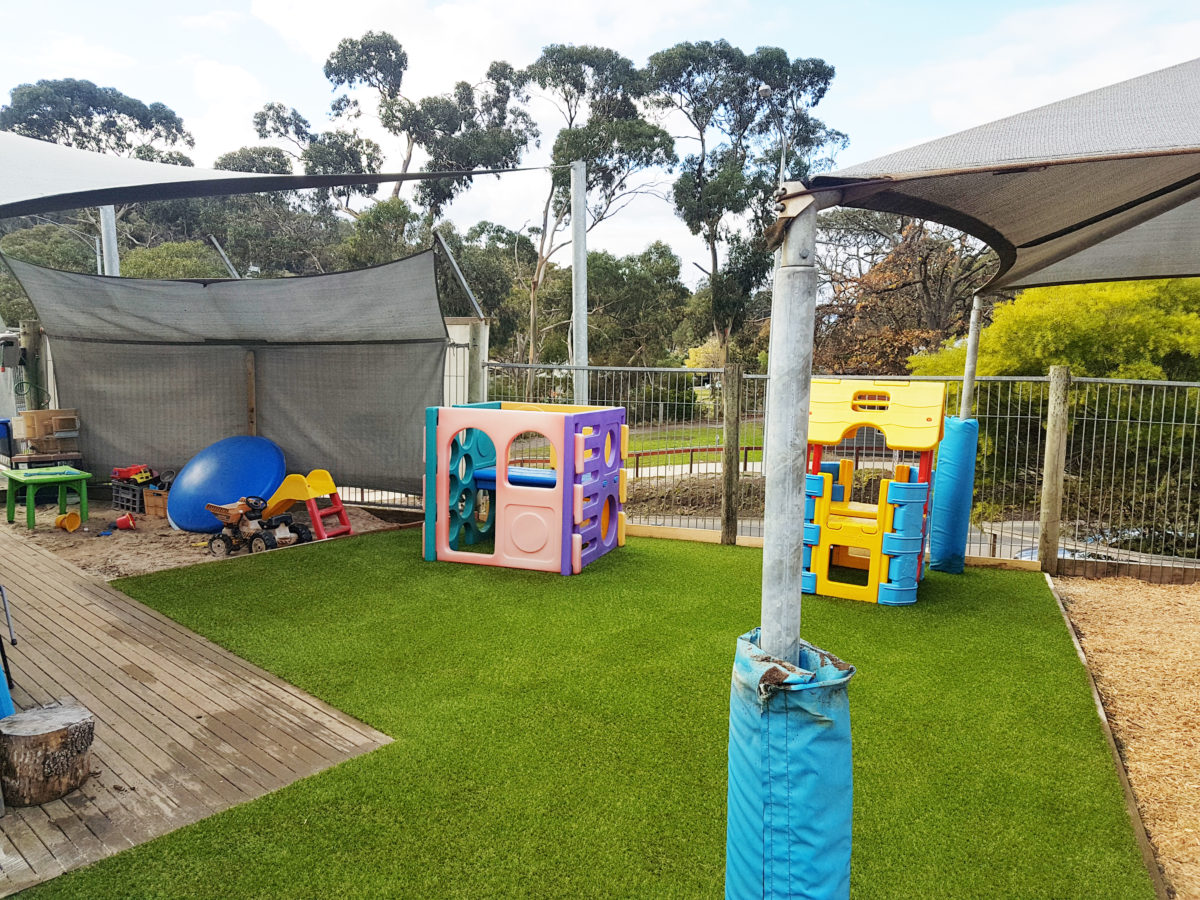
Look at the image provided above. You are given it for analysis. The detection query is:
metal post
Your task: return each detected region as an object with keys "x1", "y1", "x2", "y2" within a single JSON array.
[
  {"x1": 98, "y1": 205, "x2": 119, "y2": 276},
  {"x1": 721, "y1": 363, "x2": 743, "y2": 545},
  {"x1": 570, "y1": 160, "x2": 588, "y2": 404},
  {"x1": 759, "y1": 194, "x2": 818, "y2": 665},
  {"x1": 208, "y1": 235, "x2": 241, "y2": 278},
  {"x1": 1039, "y1": 365, "x2": 1070, "y2": 575},
  {"x1": 959, "y1": 294, "x2": 982, "y2": 419},
  {"x1": 467, "y1": 321, "x2": 486, "y2": 403}
]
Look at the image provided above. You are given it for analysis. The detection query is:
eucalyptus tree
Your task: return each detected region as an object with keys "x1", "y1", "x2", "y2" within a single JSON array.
[
  {"x1": 515, "y1": 44, "x2": 675, "y2": 369},
  {"x1": 324, "y1": 31, "x2": 536, "y2": 209},
  {"x1": 648, "y1": 42, "x2": 844, "y2": 361},
  {"x1": 252, "y1": 102, "x2": 383, "y2": 217},
  {"x1": 0, "y1": 78, "x2": 194, "y2": 163}
]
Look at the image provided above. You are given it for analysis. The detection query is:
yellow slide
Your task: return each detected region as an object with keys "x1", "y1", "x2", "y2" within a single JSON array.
[{"x1": 264, "y1": 469, "x2": 339, "y2": 519}]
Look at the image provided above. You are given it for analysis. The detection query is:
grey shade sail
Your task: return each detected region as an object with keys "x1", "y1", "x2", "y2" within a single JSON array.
[
  {"x1": 805, "y1": 57, "x2": 1200, "y2": 290},
  {"x1": 0, "y1": 130, "x2": 516, "y2": 218},
  {"x1": 2, "y1": 251, "x2": 446, "y2": 494}
]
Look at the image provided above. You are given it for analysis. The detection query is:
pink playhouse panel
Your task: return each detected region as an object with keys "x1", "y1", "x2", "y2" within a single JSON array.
[{"x1": 434, "y1": 406, "x2": 570, "y2": 573}]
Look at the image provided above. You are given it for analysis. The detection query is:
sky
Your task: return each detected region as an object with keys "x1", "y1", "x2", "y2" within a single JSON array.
[{"x1": 1, "y1": 0, "x2": 1198, "y2": 283}]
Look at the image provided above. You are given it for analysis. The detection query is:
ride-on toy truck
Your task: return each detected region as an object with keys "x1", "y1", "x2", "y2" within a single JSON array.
[{"x1": 204, "y1": 495, "x2": 312, "y2": 556}]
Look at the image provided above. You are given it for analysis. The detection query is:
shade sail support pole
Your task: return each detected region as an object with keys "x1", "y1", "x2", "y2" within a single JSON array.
[
  {"x1": 98, "y1": 206, "x2": 119, "y2": 276},
  {"x1": 959, "y1": 294, "x2": 982, "y2": 419},
  {"x1": 570, "y1": 160, "x2": 588, "y2": 404},
  {"x1": 759, "y1": 192, "x2": 818, "y2": 665}
]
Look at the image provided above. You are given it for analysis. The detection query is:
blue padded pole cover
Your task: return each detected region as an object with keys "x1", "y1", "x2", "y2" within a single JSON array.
[
  {"x1": 726, "y1": 628, "x2": 854, "y2": 900},
  {"x1": 930, "y1": 417, "x2": 979, "y2": 574}
]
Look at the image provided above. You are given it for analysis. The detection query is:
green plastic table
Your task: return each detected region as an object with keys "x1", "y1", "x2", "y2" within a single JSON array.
[{"x1": 3, "y1": 466, "x2": 91, "y2": 529}]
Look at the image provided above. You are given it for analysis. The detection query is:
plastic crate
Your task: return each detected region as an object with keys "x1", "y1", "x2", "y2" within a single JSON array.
[
  {"x1": 111, "y1": 481, "x2": 145, "y2": 513},
  {"x1": 143, "y1": 488, "x2": 169, "y2": 518}
]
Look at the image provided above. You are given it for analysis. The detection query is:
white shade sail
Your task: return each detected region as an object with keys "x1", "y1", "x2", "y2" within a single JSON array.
[{"x1": 0, "y1": 130, "x2": 489, "y2": 218}]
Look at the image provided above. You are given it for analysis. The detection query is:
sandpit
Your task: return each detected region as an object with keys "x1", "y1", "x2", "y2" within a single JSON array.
[{"x1": 2, "y1": 498, "x2": 400, "y2": 581}]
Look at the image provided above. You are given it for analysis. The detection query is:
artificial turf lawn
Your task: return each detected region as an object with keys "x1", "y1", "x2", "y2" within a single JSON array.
[{"x1": 32, "y1": 532, "x2": 1153, "y2": 899}]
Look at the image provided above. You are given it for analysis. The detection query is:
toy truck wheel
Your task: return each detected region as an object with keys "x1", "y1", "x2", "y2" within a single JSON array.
[
  {"x1": 250, "y1": 532, "x2": 277, "y2": 553},
  {"x1": 245, "y1": 496, "x2": 267, "y2": 512},
  {"x1": 293, "y1": 524, "x2": 313, "y2": 544},
  {"x1": 209, "y1": 535, "x2": 234, "y2": 557}
]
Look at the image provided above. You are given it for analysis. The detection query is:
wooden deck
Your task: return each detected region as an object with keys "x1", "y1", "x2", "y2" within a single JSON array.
[{"x1": 0, "y1": 529, "x2": 391, "y2": 895}]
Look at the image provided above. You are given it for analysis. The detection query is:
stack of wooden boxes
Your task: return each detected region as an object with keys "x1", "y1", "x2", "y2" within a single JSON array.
[{"x1": 12, "y1": 409, "x2": 82, "y2": 462}]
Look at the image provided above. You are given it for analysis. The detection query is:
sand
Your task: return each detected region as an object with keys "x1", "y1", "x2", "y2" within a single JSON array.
[{"x1": 2, "y1": 498, "x2": 398, "y2": 581}]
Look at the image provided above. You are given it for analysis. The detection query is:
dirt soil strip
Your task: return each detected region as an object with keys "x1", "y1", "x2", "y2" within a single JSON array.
[
  {"x1": 3, "y1": 502, "x2": 398, "y2": 581},
  {"x1": 1056, "y1": 576, "x2": 1200, "y2": 900}
]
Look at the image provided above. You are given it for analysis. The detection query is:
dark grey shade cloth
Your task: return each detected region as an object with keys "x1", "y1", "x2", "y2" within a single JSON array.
[
  {"x1": 0, "y1": 130, "x2": 499, "y2": 218},
  {"x1": 2, "y1": 252, "x2": 446, "y2": 493},
  {"x1": 807, "y1": 57, "x2": 1200, "y2": 290}
]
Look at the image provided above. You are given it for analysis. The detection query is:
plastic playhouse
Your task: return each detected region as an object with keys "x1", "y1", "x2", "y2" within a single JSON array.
[
  {"x1": 424, "y1": 402, "x2": 628, "y2": 574},
  {"x1": 802, "y1": 379, "x2": 946, "y2": 605}
]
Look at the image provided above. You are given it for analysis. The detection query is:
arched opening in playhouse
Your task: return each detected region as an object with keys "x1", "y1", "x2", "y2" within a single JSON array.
[{"x1": 507, "y1": 430, "x2": 558, "y2": 476}]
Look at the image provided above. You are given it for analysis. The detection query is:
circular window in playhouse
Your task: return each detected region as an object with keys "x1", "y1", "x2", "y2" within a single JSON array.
[
  {"x1": 601, "y1": 495, "x2": 617, "y2": 543},
  {"x1": 604, "y1": 427, "x2": 619, "y2": 468}
]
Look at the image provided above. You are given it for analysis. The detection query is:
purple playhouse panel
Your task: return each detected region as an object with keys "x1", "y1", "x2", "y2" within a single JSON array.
[{"x1": 570, "y1": 407, "x2": 626, "y2": 572}]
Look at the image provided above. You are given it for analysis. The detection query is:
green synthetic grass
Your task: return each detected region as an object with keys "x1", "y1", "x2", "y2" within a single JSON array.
[{"x1": 33, "y1": 533, "x2": 1153, "y2": 899}]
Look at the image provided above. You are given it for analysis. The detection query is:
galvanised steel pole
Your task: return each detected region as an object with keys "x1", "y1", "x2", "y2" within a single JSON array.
[
  {"x1": 758, "y1": 191, "x2": 818, "y2": 665},
  {"x1": 99, "y1": 205, "x2": 119, "y2": 276},
  {"x1": 959, "y1": 294, "x2": 982, "y2": 419},
  {"x1": 570, "y1": 160, "x2": 588, "y2": 404}
]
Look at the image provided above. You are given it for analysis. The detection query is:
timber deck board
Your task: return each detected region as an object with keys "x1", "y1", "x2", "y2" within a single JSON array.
[{"x1": 0, "y1": 529, "x2": 391, "y2": 895}]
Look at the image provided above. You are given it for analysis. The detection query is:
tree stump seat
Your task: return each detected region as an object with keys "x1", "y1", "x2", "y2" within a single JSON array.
[{"x1": 0, "y1": 699, "x2": 95, "y2": 808}]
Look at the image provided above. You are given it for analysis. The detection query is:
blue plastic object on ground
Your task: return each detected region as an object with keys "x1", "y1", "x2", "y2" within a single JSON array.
[
  {"x1": 930, "y1": 416, "x2": 979, "y2": 574},
  {"x1": 0, "y1": 670, "x2": 13, "y2": 718},
  {"x1": 167, "y1": 436, "x2": 287, "y2": 533},
  {"x1": 726, "y1": 628, "x2": 855, "y2": 900}
]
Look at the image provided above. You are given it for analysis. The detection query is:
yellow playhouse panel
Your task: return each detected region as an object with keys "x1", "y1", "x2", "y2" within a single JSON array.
[{"x1": 808, "y1": 379, "x2": 946, "y2": 451}]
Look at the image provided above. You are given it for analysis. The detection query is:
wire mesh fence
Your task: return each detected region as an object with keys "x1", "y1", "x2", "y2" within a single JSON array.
[
  {"x1": 338, "y1": 356, "x2": 1200, "y2": 581},
  {"x1": 1059, "y1": 378, "x2": 1200, "y2": 577},
  {"x1": 481, "y1": 364, "x2": 1200, "y2": 580}
]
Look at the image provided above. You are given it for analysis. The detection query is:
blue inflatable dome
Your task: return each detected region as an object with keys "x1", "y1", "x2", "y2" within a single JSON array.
[{"x1": 167, "y1": 436, "x2": 287, "y2": 533}]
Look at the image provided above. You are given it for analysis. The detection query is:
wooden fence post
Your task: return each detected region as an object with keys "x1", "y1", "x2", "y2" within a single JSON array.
[
  {"x1": 721, "y1": 364, "x2": 743, "y2": 545},
  {"x1": 245, "y1": 350, "x2": 257, "y2": 436},
  {"x1": 18, "y1": 320, "x2": 43, "y2": 410},
  {"x1": 1039, "y1": 366, "x2": 1070, "y2": 575}
]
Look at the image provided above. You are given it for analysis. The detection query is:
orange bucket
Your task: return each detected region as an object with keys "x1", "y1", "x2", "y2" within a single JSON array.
[
  {"x1": 116, "y1": 513, "x2": 136, "y2": 530},
  {"x1": 55, "y1": 512, "x2": 81, "y2": 532}
]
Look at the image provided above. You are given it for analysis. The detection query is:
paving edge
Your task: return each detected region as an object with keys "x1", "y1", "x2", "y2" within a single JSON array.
[{"x1": 1046, "y1": 572, "x2": 1172, "y2": 900}]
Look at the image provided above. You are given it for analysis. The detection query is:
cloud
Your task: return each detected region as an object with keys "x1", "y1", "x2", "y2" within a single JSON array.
[
  {"x1": 185, "y1": 59, "x2": 271, "y2": 165},
  {"x1": 180, "y1": 10, "x2": 248, "y2": 31},
  {"x1": 835, "y1": 1, "x2": 1200, "y2": 162},
  {"x1": 7, "y1": 33, "x2": 135, "y2": 83}
]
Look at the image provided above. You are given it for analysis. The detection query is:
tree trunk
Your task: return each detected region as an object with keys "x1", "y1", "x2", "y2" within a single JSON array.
[{"x1": 0, "y1": 700, "x2": 95, "y2": 807}]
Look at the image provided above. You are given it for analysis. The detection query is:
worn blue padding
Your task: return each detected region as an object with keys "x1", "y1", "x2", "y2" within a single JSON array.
[
  {"x1": 930, "y1": 417, "x2": 979, "y2": 574},
  {"x1": 726, "y1": 628, "x2": 855, "y2": 900}
]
